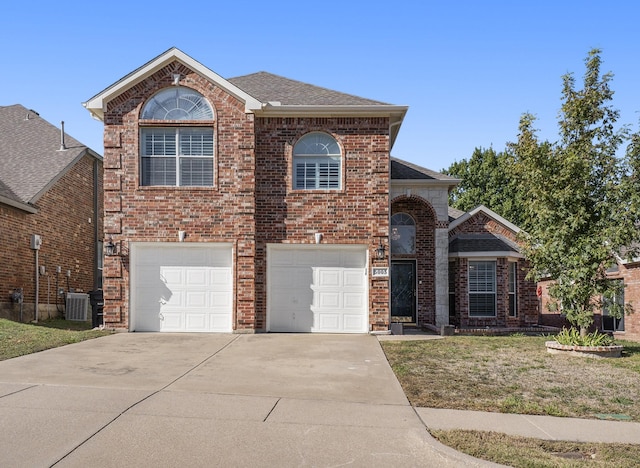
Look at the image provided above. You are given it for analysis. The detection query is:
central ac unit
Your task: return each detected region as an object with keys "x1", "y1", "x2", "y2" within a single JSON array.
[{"x1": 66, "y1": 293, "x2": 89, "y2": 321}]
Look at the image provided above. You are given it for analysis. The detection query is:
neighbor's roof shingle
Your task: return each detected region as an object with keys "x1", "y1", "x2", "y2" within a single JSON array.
[
  {"x1": 228, "y1": 72, "x2": 390, "y2": 106},
  {"x1": 0, "y1": 104, "x2": 98, "y2": 206}
]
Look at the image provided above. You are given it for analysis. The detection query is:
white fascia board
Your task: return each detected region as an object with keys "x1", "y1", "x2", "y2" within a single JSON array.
[
  {"x1": 448, "y1": 205, "x2": 521, "y2": 234},
  {"x1": 83, "y1": 48, "x2": 262, "y2": 121},
  {"x1": 255, "y1": 104, "x2": 408, "y2": 118}
]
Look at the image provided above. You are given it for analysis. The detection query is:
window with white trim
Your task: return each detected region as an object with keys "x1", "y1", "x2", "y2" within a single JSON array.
[
  {"x1": 140, "y1": 87, "x2": 214, "y2": 187},
  {"x1": 293, "y1": 132, "x2": 341, "y2": 189},
  {"x1": 508, "y1": 262, "x2": 517, "y2": 317},
  {"x1": 468, "y1": 261, "x2": 496, "y2": 317}
]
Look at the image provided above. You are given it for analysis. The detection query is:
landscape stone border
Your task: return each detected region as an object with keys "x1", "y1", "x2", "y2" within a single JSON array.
[{"x1": 545, "y1": 340, "x2": 623, "y2": 358}]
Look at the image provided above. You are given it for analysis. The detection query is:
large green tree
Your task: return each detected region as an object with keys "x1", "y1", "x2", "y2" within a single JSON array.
[
  {"x1": 512, "y1": 49, "x2": 640, "y2": 336},
  {"x1": 444, "y1": 148, "x2": 527, "y2": 227}
]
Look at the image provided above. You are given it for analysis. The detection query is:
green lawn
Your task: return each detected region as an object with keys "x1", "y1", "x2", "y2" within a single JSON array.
[
  {"x1": 0, "y1": 318, "x2": 113, "y2": 361},
  {"x1": 382, "y1": 334, "x2": 640, "y2": 466}
]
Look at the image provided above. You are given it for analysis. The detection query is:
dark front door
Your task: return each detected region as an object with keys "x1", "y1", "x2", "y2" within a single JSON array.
[{"x1": 391, "y1": 260, "x2": 416, "y2": 322}]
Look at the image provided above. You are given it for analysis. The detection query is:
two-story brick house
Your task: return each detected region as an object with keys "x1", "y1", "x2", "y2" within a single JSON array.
[
  {"x1": 84, "y1": 48, "x2": 407, "y2": 333},
  {"x1": 84, "y1": 47, "x2": 537, "y2": 334},
  {"x1": 0, "y1": 105, "x2": 103, "y2": 322}
]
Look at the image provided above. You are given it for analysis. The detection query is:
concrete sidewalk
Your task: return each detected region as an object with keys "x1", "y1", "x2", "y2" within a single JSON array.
[
  {"x1": 417, "y1": 407, "x2": 640, "y2": 444},
  {"x1": 0, "y1": 333, "x2": 496, "y2": 468}
]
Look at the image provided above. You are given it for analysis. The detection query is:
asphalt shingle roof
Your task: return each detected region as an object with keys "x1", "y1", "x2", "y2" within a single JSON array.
[
  {"x1": 228, "y1": 72, "x2": 390, "y2": 106},
  {"x1": 449, "y1": 234, "x2": 521, "y2": 254},
  {"x1": 0, "y1": 104, "x2": 95, "y2": 206},
  {"x1": 390, "y1": 157, "x2": 460, "y2": 181}
]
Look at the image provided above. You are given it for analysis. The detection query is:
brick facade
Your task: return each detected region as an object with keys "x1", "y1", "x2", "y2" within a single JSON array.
[
  {"x1": 539, "y1": 263, "x2": 640, "y2": 341},
  {"x1": 0, "y1": 155, "x2": 103, "y2": 321},
  {"x1": 449, "y1": 212, "x2": 538, "y2": 328},
  {"x1": 390, "y1": 196, "x2": 436, "y2": 325},
  {"x1": 100, "y1": 61, "x2": 391, "y2": 332}
]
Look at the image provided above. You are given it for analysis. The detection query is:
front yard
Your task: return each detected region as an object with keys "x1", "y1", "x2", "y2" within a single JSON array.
[
  {"x1": 381, "y1": 334, "x2": 640, "y2": 421},
  {"x1": 382, "y1": 334, "x2": 640, "y2": 467},
  {"x1": 0, "y1": 318, "x2": 113, "y2": 361}
]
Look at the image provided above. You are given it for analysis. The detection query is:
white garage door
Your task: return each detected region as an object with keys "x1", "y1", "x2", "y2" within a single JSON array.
[
  {"x1": 268, "y1": 245, "x2": 368, "y2": 333},
  {"x1": 131, "y1": 244, "x2": 232, "y2": 332}
]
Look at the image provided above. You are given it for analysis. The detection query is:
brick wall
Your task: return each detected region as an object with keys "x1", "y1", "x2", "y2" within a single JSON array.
[
  {"x1": 101, "y1": 62, "x2": 256, "y2": 330},
  {"x1": 539, "y1": 264, "x2": 640, "y2": 342},
  {"x1": 0, "y1": 155, "x2": 103, "y2": 321},
  {"x1": 390, "y1": 196, "x2": 436, "y2": 325},
  {"x1": 254, "y1": 117, "x2": 391, "y2": 331},
  {"x1": 449, "y1": 212, "x2": 538, "y2": 328}
]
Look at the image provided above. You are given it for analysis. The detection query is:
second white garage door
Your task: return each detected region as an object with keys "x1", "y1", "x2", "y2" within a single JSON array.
[
  {"x1": 131, "y1": 243, "x2": 233, "y2": 332},
  {"x1": 268, "y1": 245, "x2": 368, "y2": 333}
]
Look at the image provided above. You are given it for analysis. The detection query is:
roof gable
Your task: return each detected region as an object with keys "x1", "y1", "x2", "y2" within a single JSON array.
[
  {"x1": 448, "y1": 205, "x2": 521, "y2": 234},
  {"x1": 83, "y1": 47, "x2": 262, "y2": 121},
  {"x1": 0, "y1": 104, "x2": 98, "y2": 210}
]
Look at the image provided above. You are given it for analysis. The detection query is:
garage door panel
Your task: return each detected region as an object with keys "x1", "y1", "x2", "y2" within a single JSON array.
[
  {"x1": 268, "y1": 246, "x2": 368, "y2": 333},
  {"x1": 133, "y1": 244, "x2": 232, "y2": 333}
]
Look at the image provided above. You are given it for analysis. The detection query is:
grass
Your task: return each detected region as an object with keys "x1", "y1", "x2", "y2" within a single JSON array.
[
  {"x1": 431, "y1": 430, "x2": 640, "y2": 468},
  {"x1": 382, "y1": 335, "x2": 640, "y2": 466},
  {"x1": 381, "y1": 334, "x2": 640, "y2": 421},
  {"x1": 0, "y1": 318, "x2": 113, "y2": 361}
]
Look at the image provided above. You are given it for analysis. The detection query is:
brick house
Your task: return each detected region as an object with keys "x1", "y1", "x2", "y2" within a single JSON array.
[
  {"x1": 448, "y1": 206, "x2": 538, "y2": 329},
  {"x1": 83, "y1": 47, "x2": 537, "y2": 333},
  {"x1": 538, "y1": 257, "x2": 640, "y2": 341},
  {"x1": 0, "y1": 104, "x2": 103, "y2": 322}
]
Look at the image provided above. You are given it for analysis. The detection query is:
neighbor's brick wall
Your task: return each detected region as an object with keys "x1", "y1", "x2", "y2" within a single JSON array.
[
  {"x1": 390, "y1": 196, "x2": 436, "y2": 326},
  {"x1": 449, "y1": 212, "x2": 538, "y2": 328},
  {"x1": 254, "y1": 117, "x2": 391, "y2": 331},
  {"x1": 0, "y1": 155, "x2": 103, "y2": 321},
  {"x1": 101, "y1": 62, "x2": 256, "y2": 331},
  {"x1": 539, "y1": 264, "x2": 640, "y2": 342}
]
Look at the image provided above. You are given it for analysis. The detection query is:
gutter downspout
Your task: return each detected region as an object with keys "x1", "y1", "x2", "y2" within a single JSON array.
[{"x1": 93, "y1": 158, "x2": 100, "y2": 290}]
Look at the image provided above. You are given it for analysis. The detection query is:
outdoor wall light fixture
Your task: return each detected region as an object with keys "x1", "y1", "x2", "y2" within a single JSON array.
[
  {"x1": 104, "y1": 237, "x2": 118, "y2": 256},
  {"x1": 375, "y1": 241, "x2": 386, "y2": 260}
]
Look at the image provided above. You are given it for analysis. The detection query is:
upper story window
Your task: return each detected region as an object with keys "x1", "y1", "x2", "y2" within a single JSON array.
[
  {"x1": 390, "y1": 213, "x2": 416, "y2": 255},
  {"x1": 293, "y1": 132, "x2": 341, "y2": 190},
  {"x1": 140, "y1": 87, "x2": 214, "y2": 187}
]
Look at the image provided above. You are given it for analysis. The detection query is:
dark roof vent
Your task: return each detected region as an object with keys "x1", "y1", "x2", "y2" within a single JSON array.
[{"x1": 59, "y1": 121, "x2": 67, "y2": 151}]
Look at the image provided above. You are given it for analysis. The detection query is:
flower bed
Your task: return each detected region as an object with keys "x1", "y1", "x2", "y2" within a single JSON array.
[{"x1": 545, "y1": 340, "x2": 623, "y2": 358}]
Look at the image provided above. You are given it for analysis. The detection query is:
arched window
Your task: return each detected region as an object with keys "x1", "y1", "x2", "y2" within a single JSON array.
[
  {"x1": 293, "y1": 132, "x2": 341, "y2": 189},
  {"x1": 391, "y1": 213, "x2": 416, "y2": 254},
  {"x1": 140, "y1": 87, "x2": 214, "y2": 187}
]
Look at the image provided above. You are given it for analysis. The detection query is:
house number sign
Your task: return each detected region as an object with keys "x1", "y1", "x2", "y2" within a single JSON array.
[{"x1": 372, "y1": 267, "x2": 389, "y2": 277}]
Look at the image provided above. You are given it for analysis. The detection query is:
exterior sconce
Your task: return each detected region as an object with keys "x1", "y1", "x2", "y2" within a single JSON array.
[
  {"x1": 375, "y1": 241, "x2": 386, "y2": 260},
  {"x1": 314, "y1": 233, "x2": 322, "y2": 244},
  {"x1": 104, "y1": 237, "x2": 118, "y2": 256},
  {"x1": 179, "y1": 230, "x2": 186, "y2": 242}
]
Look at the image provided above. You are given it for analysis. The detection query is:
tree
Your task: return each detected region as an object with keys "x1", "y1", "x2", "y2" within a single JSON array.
[
  {"x1": 512, "y1": 49, "x2": 640, "y2": 336},
  {"x1": 444, "y1": 147, "x2": 527, "y2": 227}
]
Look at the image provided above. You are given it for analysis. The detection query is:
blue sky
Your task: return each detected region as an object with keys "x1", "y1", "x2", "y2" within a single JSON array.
[{"x1": 2, "y1": 1, "x2": 638, "y2": 172}]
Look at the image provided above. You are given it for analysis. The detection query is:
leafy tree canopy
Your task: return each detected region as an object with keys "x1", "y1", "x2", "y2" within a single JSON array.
[
  {"x1": 511, "y1": 49, "x2": 640, "y2": 334},
  {"x1": 443, "y1": 147, "x2": 527, "y2": 227}
]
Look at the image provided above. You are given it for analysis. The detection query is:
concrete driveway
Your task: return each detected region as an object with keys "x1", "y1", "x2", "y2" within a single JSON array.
[{"x1": 0, "y1": 333, "x2": 494, "y2": 467}]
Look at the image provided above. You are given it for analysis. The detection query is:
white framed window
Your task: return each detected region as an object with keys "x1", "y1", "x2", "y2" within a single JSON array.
[
  {"x1": 391, "y1": 213, "x2": 416, "y2": 255},
  {"x1": 508, "y1": 262, "x2": 517, "y2": 317},
  {"x1": 469, "y1": 261, "x2": 496, "y2": 317},
  {"x1": 293, "y1": 132, "x2": 341, "y2": 189},
  {"x1": 140, "y1": 87, "x2": 214, "y2": 187}
]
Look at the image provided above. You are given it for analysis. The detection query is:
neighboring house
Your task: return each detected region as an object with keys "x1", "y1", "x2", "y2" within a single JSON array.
[
  {"x1": 448, "y1": 206, "x2": 538, "y2": 328},
  {"x1": 83, "y1": 47, "x2": 538, "y2": 334},
  {"x1": 538, "y1": 256, "x2": 640, "y2": 341},
  {"x1": 0, "y1": 104, "x2": 103, "y2": 322}
]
